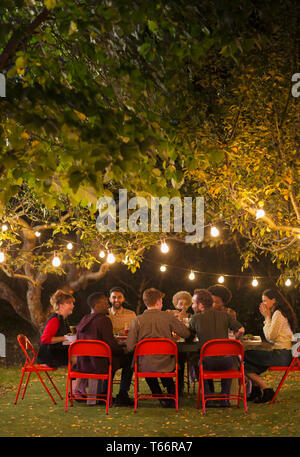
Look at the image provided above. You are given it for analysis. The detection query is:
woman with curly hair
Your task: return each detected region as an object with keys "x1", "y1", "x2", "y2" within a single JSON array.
[
  {"x1": 245, "y1": 288, "x2": 298, "y2": 403},
  {"x1": 171, "y1": 291, "x2": 193, "y2": 321}
]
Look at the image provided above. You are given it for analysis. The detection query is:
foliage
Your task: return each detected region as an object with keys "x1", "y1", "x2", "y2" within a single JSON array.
[{"x1": 0, "y1": 0, "x2": 299, "y2": 330}]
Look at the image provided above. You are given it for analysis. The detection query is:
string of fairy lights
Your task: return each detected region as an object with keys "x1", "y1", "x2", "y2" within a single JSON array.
[
  {"x1": 0, "y1": 221, "x2": 295, "y2": 288},
  {"x1": 154, "y1": 238, "x2": 293, "y2": 288}
]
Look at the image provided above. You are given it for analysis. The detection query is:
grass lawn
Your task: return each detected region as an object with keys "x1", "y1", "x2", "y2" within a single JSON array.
[{"x1": 0, "y1": 366, "x2": 299, "y2": 438}]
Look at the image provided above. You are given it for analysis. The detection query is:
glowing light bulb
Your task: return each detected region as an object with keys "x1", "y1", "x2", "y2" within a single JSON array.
[
  {"x1": 252, "y1": 278, "x2": 258, "y2": 287},
  {"x1": 99, "y1": 250, "x2": 105, "y2": 258},
  {"x1": 210, "y1": 226, "x2": 219, "y2": 237},
  {"x1": 160, "y1": 241, "x2": 169, "y2": 253},
  {"x1": 218, "y1": 275, "x2": 225, "y2": 284},
  {"x1": 67, "y1": 242, "x2": 73, "y2": 250},
  {"x1": 0, "y1": 251, "x2": 5, "y2": 263},
  {"x1": 256, "y1": 209, "x2": 265, "y2": 219},
  {"x1": 2, "y1": 224, "x2": 8, "y2": 232},
  {"x1": 285, "y1": 279, "x2": 292, "y2": 287},
  {"x1": 160, "y1": 265, "x2": 167, "y2": 272},
  {"x1": 189, "y1": 271, "x2": 195, "y2": 280},
  {"x1": 52, "y1": 256, "x2": 61, "y2": 267},
  {"x1": 107, "y1": 252, "x2": 115, "y2": 264},
  {"x1": 35, "y1": 231, "x2": 41, "y2": 237}
]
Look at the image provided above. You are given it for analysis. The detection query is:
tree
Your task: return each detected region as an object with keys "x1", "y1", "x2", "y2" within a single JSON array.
[{"x1": 0, "y1": 0, "x2": 299, "y2": 331}]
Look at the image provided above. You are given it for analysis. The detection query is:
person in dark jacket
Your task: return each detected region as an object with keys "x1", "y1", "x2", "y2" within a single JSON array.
[
  {"x1": 37, "y1": 290, "x2": 75, "y2": 367},
  {"x1": 73, "y1": 292, "x2": 133, "y2": 406},
  {"x1": 189, "y1": 289, "x2": 244, "y2": 407}
]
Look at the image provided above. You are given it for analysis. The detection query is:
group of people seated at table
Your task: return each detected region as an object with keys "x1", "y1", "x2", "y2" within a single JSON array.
[{"x1": 36, "y1": 282, "x2": 298, "y2": 408}]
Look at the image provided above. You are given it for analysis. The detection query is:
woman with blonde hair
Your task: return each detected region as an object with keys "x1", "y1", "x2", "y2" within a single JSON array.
[{"x1": 37, "y1": 289, "x2": 75, "y2": 367}]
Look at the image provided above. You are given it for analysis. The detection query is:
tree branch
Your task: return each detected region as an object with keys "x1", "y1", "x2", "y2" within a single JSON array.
[
  {"x1": 68, "y1": 262, "x2": 110, "y2": 291},
  {"x1": 0, "y1": 7, "x2": 50, "y2": 72},
  {"x1": 0, "y1": 264, "x2": 37, "y2": 286}
]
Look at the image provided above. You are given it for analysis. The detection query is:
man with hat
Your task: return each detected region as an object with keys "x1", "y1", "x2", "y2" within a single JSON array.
[{"x1": 127, "y1": 288, "x2": 190, "y2": 407}]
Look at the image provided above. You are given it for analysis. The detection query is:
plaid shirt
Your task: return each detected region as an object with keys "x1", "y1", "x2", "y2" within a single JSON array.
[{"x1": 108, "y1": 306, "x2": 136, "y2": 334}]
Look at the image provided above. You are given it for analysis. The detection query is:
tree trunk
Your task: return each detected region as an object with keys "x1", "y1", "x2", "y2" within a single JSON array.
[{"x1": 0, "y1": 279, "x2": 31, "y2": 324}]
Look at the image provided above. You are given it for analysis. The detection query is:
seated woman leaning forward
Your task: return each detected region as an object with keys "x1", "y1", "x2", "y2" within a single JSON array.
[
  {"x1": 244, "y1": 288, "x2": 298, "y2": 403},
  {"x1": 37, "y1": 289, "x2": 75, "y2": 367}
]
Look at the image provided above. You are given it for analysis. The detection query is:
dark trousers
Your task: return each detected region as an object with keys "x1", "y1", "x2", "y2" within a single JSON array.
[
  {"x1": 101, "y1": 351, "x2": 134, "y2": 394},
  {"x1": 145, "y1": 377, "x2": 175, "y2": 395},
  {"x1": 202, "y1": 356, "x2": 235, "y2": 396},
  {"x1": 119, "y1": 352, "x2": 134, "y2": 392}
]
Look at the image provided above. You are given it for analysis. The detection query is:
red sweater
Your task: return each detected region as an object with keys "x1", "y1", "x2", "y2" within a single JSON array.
[{"x1": 41, "y1": 316, "x2": 60, "y2": 344}]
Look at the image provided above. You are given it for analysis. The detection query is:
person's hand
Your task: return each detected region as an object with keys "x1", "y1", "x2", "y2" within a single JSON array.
[
  {"x1": 235, "y1": 327, "x2": 245, "y2": 339},
  {"x1": 259, "y1": 303, "x2": 271, "y2": 319}
]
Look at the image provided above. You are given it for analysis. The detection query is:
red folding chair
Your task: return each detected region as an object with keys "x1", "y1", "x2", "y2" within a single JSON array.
[
  {"x1": 14, "y1": 334, "x2": 63, "y2": 405},
  {"x1": 197, "y1": 339, "x2": 248, "y2": 414},
  {"x1": 65, "y1": 339, "x2": 113, "y2": 414},
  {"x1": 134, "y1": 338, "x2": 179, "y2": 411},
  {"x1": 268, "y1": 344, "x2": 300, "y2": 403}
]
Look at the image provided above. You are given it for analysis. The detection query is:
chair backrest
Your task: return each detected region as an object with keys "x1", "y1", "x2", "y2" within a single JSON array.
[
  {"x1": 68, "y1": 339, "x2": 112, "y2": 363},
  {"x1": 135, "y1": 338, "x2": 178, "y2": 360},
  {"x1": 17, "y1": 334, "x2": 37, "y2": 364},
  {"x1": 200, "y1": 339, "x2": 244, "y2": 361}
]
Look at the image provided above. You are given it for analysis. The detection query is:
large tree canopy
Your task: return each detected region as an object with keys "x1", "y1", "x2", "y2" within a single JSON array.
[{"x1": 0, "y1": 0, "x2": 299, "y2": 329}]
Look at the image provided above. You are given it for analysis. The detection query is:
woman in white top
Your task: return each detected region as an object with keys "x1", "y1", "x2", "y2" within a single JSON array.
[{"x1": 244, "y1": 289, "x2": 297, "y2": 403}]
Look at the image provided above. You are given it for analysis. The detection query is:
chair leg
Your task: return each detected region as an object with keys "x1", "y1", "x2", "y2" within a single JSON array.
[
  {"x1": 134, "y1": 376, "x2": 138, "y2": 411},
  {"x1": 22, "y1": 372, "x2": 32, "y2": 399},
  {"x1": 45, "y1": 371, "x2": 63, "y2": 399},
  {"x1": 106, "y1": 375, "x2": 112, "y2": 414},
  {"x1": 175, "y1": 373, "x2": 179, "y2": 411},
  {"x1": 270, "y1": 368, "x2": 290, "y2": 404},
  {"x1": 241, "y1": 372, "x2": 248, "y2": 413},
  {"x1": 35, "y1": 370, "x2": 57, "y2": 404},
  {"x1": 65, "y1": 375, "x2": 70, "y2": 411},
  {"x1": 14, "y1": 370, "x2": 26, "y2": 404},
  {"x1": 237, "y1": 378, "x2": 241, "y2": 407}
]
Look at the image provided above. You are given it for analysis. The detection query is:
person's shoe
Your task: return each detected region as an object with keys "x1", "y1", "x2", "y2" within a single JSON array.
[
  {"x1": 247, "y1": 385, "x2": 262, "y2": 402},
  {"x1": 255, "y1": 388, "x2": 275, "y2": 403},
  {"x1": 114, "y1": 391, "x2": 134, "y2": 406}
]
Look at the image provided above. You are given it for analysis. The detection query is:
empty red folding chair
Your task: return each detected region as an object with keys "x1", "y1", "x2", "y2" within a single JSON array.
[
  {"x1": 268, "y1": 344, "x2": 300, "y2": 403},
  {"x1": 65, "y1": 339, "x2": 113, "y2": 414},
  {"x1": 134, "y1": 338, "x2": 179, "y2": 411},
  {"x1": 15, "y1": 334, "x2": 63, "y2": 405},
  {"x1": 197, "y1": 339, "x2": 247, "y2": 414}
]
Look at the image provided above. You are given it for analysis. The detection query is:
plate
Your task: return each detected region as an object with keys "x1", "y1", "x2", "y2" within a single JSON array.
[{"x1": 242, "y1": 336, "x2": 262, "y2": 343}]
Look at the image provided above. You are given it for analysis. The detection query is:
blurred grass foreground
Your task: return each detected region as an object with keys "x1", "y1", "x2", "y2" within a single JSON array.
[{"x1": 1, "y1": 366, "x2": 300, "y2": 438}]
